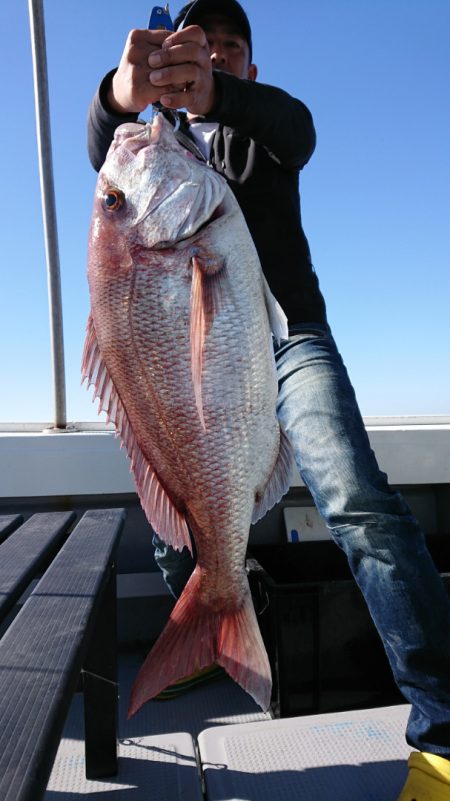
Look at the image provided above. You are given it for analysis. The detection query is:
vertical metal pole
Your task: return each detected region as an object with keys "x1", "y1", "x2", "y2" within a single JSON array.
[{"x1": 28, "y1": 0, "x2": 67, "y2": 430}]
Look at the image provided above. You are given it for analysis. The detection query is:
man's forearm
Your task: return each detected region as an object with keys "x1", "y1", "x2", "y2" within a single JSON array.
[{"x1": 87, "y1": 70, "x2": 140, "y2": 172}]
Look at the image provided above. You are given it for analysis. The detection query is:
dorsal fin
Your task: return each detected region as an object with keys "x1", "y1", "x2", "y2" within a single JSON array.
[{"x1": 81, "y1": 314, "x2": 192, "y2": 553}]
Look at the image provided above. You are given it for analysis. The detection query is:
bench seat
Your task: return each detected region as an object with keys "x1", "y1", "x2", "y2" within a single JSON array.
[
  {"x1": 0, "y1": 511, "x2": 76, "y2": 623},
  {"x1": 0, "y1": 513, "x2": 23, "y2": 544},
  {"x1": 0, "y1": 508, "x2": 125, "y2": 801}
]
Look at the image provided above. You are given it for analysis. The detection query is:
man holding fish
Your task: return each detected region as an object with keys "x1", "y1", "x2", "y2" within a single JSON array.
[{"x1": 87, "y1": 1, "x2": 450, "y2": 797}]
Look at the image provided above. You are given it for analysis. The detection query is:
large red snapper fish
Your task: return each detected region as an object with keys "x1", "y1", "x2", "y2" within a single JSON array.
[{"x1": 82, "y1": 114, "x2": 294, "y2": 715}]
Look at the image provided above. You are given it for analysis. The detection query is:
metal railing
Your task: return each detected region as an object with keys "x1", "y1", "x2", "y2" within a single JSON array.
[{"x1": 28, "y1": 0, "x2": 67, "y2": 430}]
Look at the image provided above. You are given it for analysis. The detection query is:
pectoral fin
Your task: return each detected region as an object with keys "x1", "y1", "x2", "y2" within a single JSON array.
[{"x1": 190, "y1": 256, "x2": 227, "y2": 431}]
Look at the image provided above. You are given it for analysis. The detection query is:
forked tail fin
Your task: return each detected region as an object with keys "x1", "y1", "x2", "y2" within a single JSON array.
[{"x1": 128, "y1": 567, "x2": 272, "y2": 717}]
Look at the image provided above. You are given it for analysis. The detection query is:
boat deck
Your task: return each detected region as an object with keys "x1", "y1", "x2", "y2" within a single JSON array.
[{"x1": 45, "y1": 649, "x2": 411, "y2": 801}]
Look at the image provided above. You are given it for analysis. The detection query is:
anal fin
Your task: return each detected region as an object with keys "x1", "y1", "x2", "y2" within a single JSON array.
[{"x1": 252, "y1": 427, "x2": 294, "y2": 523}]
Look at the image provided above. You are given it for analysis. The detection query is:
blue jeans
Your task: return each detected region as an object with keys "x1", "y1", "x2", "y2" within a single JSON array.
[{"x1": 153, "y1": 323, "x2": 450, "y2": 755}]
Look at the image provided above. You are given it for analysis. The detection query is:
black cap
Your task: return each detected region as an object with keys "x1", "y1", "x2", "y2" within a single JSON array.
[{"x1": 174, "y1": 0, "x2": 253, "y2": 61}]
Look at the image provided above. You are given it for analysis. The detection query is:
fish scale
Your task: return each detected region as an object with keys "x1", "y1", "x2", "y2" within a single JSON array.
[{"x1": 82, "y1": 114, "x2": 294, "y2": 714}]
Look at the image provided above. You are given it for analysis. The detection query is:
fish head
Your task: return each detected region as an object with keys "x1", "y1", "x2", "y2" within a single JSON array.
[{"x1": 89, "y1": 115, "x2": 229, "y2": 269}]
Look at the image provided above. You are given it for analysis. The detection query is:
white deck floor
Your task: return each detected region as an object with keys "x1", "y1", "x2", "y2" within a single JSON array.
[{"x1": 45, "y1": 650, "x2": 412, "y2": 801}]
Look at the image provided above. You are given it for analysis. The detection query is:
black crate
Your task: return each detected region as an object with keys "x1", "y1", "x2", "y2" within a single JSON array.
[{"x1": 247, "y1": 536, "x2": 450, "y2": 718}]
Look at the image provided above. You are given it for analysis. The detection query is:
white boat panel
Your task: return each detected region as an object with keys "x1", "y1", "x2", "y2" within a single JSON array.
[
  {"x1": 198, "y1": 704, "x2": 412, "y2": 801},
  {"x1": 1, "y1": 419, "x2": 450, "y2": 497}
]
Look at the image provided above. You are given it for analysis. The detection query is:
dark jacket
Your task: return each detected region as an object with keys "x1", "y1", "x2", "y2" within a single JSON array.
[{"x1": 87, "y1": 69, "x2": 327, "y2": 327}]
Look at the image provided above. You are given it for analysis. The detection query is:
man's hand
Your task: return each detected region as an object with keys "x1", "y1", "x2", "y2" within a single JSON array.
[
  {"x1": 108, "y1": 29, "x2": 176, "y2": 114},
  {"x1": 148, "y1": 26, "x2": 216, "y2": 116}
]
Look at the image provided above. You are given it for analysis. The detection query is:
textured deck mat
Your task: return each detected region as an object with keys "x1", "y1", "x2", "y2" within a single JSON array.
[
  {"x1": 45, "y1": 649, "x2": 269, "y2": 799},
  {"x1": 46, "y1": 729, "x2": 202, "y2": 801},
  {"x1": 198, "y1": 704, "x2": 412, "y2": 801}
]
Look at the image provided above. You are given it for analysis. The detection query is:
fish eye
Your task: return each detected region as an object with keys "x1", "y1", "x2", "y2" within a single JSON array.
[{"x1": 102, "y1": 188, "x2": 125, "y2": 212}]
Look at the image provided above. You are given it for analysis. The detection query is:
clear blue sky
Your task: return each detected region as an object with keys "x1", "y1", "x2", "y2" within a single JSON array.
[{"x1": 1, "y1": 0, "x2": 449, "y2": 423}]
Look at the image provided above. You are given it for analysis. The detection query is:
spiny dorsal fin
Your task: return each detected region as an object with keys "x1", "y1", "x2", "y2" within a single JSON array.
[{"x1": 81, "y1": 314, "x2": 192, "y2": 553}]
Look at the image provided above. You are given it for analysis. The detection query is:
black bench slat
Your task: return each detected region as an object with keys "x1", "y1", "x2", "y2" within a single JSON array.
[
  {"x1": 0, "y1": 514, "x2": 24, "y2": 544},
  {"x1": 0, "y1": 511, "x2": 76, "y2": 623},
  {"x1": 0, "y1": 508, "x2": 125, "y2": 801}
]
